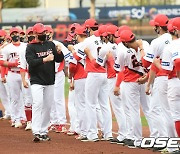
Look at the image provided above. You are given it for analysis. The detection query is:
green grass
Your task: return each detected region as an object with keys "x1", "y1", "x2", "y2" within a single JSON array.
[{"x1": 64, "y1": 77, "x2": 70, "y2": 98}]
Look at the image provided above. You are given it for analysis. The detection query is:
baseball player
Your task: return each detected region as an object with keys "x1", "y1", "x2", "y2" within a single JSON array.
[
  {"x1": 114, "y1": 29, "x2": 157, "y2": 148},
  {"x1": 19, "y1": 29, "x2": 26, "y2": 42},
  {"x1": 0, "y1": 30, "x2": 11, "y2": 120},
  {"x1": 74, "y1": 19, "x2": 112, "y2": 142},
  {"x1": 152, "y1": 17, "x2": 180, "y2": 153},
  {"x1": 144, "y1": 14, "x2": 176, "y2": 143},
  {"x1": 25, "y1": 23, "x2": 64, "y2": 142},
  {"x1": 93, "y1": 24, "x2": 127, "y2": 143},
  {"x1": 68, "y1": 25, "x2": 88, "y2": 139},
  {"x1": 0, "y1": 27, "x2": 26, "y2": 128},
  {"x1": 45, "y1": 26, "x2": 70, "y2": 133},
  {"x1": 19, "y1": 27, "x2": 35, "y2": 131}
]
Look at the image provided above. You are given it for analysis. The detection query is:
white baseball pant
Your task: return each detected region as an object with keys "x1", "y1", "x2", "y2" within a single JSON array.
[
  {"x1": 68, "y1": 89, "x2": 80, "y2": 133},
  {"x1": 155, "y1": 76, "x2": 176, "y2": 137},
  {"x1": 168, "y1": 78, "x2": 180, "y2": 122},
  {"x1": 6, "y1": 72, "x2": 23, "y2": 123},
  {"x1": 85, "y1": 72, "x2": 112, "y2": 140},
  {"x1": 108, "y1": 77, "x2": 127, "y2": 141},
  {"x1": 0, "y1": 78, "x2": 11, "y2": 117},
  {"x1": 31, "y1": 84, "x2": 54, "y2": 135},
  {"x1": 50, "y1": 71, "x2": 66, "y2": 125}
]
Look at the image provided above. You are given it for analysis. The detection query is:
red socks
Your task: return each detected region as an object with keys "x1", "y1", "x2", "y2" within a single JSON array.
[
  {"x1": 25, "y1": 106, "x2": 32, "y2": 122},
  {"x1": 175, "y1": 121, "x2": 180, "y2": 137}
]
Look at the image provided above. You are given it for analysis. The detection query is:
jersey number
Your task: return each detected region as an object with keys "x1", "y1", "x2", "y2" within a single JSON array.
[{"x1": 131, "y1": 55, "x2": 142, "y2": 68}]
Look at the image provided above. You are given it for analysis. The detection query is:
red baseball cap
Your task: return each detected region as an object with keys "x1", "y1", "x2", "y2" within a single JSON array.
[
  {"x1": 33, "y1": 23, "x2": 46, "y2": 34},
  {"x1": 106, "y1": 25, "x2": 118, "y2": 35},
  {"x1": 64, "y1": 33, "x2": 74, "y2": 42},
  {"x1": 75, "y1": 25, "x2": 86, "y2": 35},
  {"x1": 94, "y1": 25, "x2": 108, "y2": 37},
  {"x1": 19, "y1": 29, "x2": 25, "y2": 35},
  {"x1": 120, "y1": 30, "x2": 135, "y2": 42},
  {"x1": 9, "y1": 27, "x2": 19, "y2": 35},
  {"x1": 70, "y1": 23, "x2": 80, "y2": 31},
  {"x1": 0, "y1": 30, "x2": 6, "y2": 37},
  {"x1": 45, "y1": 26, "x2": 53, "y2": 33},
  {"x1": 26, "y1": 27, "x2": 33, "y2": 35},
  {"x1": 149, "y1": 14, "x2": 169, "y2": 27},
  {"x1": 167, "y1": 18, "x2": 175, "y2": 32},
  {"x1": 84, "y1": 19, "x2": 98, "y2": 28},
  {"x1": 115, "y1": 37, "x2": 122, "y2": 44},
  {"x1": 115, "y1": 25, "x2": 132, "y2": 37},
  {"x1": 172, "y1": 17, "x2": 180, "y2": 30}
]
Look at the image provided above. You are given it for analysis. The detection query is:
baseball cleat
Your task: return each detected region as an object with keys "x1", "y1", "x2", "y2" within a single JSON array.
[
  {"x1": 2, "y1": 115, "x2": 11, "y2": 120},
  {"x1": 25, "y1": 121, "x2": 32, "y2": 131},
  {"x1": 75, "y1": 135, "x2": 84, "y2": 140},
  {"x1": 33, "y1": 134, "x2": 41, "y2": 143},
  {"x1": 101, "y1": 136, "x2": 113, "y2": 141},
  {"x1": 15, "y1": 122, "x2": 22, "y2": 128},
  {"x1": 81, "y1": 137, "x2": 89, "y2": 142},
  {"x1": 55, "y1": 124, "x2": 67, "y2": 133},
  {"x1": 40, "y1": 135, "x2": 51, "y2": 141},
  {"x1": 67, "y1": 131, "x2": 78, "y2": 136}
]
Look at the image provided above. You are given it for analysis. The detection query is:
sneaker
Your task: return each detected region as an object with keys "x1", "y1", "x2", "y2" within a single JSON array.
[
  {"x1": 33, "y1": 134, "x2": 41, "y2": 142},
  {"x1": 67, "y1": 131, "x2": 78, "y2": 136},
  {"x1": 55, "y1": 125, "x2": 67, "y2": 133},
  {"x1": 40, "y1": 135, "x2": 51, "y2": 141},
  {"x1": 15, "y1": 122, "x2": 22, "y2": 128},
  {"x1": 25, "y1": 121, "x2": 32, "y2": 131}
]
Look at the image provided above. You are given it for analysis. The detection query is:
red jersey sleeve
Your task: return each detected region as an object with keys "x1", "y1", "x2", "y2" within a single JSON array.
[
  {"x1": 141, "y1": 57, "x2": 151, "y2": 68},
  {"x1": 1, "y1": 66, "x2": 6, "y2": 78},
  {"x1": 73, "y1": 52, "x2": 82, "y2": 61},
  {"x1": 115, "y1": 71, "x2": 124, "y2": 87},
  {"x1": 69, "y1": 63, "x2": 77, "y2": 74},
  {"x1": 174, "y1": 58, "x2": 180, "y2": 71}
]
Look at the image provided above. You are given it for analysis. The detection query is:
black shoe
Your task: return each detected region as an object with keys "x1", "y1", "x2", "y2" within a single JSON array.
[
  {"x1": 171, "y1": 150, "x2": 180, "y2": 154},
  {"x1": 123, "y1": 139, "x2": 133, "y2": 146},
  {"x1": 101, "y1": 136, "x2": 113, "y2": 141},
  {"x1": 33, "y1": 134, "x2": 41, "y2": 142},
  {"x1": 152, "y1": 147, "x2": 166, "y2": 152},
  {"x1": 110, "y1": 138, "x2": 119, "y2": 144},
  {"x1": 126, "y1": 140, "x2": 136, "y2": 148},
  {"x1": 41, "y1": 135, "x2": 51, "y2": 141},
  {"x1": 81, "y1": 137, "x2": 89, "y2": 142},
  {"x1": 117, "y1": 139, "x2": 126, "y2": 145}
]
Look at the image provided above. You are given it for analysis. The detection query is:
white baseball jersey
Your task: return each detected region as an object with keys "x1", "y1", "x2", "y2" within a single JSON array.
[
  {"x1": 0, "y1": 42, "x2": 27, "y2": 71},
  {"x1": 53, "y1": 40, "x2": 70, "y2": 72},
  {"x1": 161, "y1": 39, "x2": 180, "y2": 71},
  {"x1": 77, "y1": 35, "x2": 102, "y2": 60},
  {"x1": 96, "y1": 42, "x2": 117, "y2": 66},
  {"x1": 114, "y1": 41, "x2": 150, "y2": 75},
  {"x1": 19, "y1": 43, "x2": 28, "y2": 70},
  {"x1": 144, "y1": 33, "x2": 172, "y2": 62},
  {"x1": 69, "y1": 42, "x2": 85, "y2": 66}
]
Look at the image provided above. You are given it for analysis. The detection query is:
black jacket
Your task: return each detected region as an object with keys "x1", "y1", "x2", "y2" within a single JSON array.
[{"x1": 26, "y1": 41, "x2": 64, "y2": 85}]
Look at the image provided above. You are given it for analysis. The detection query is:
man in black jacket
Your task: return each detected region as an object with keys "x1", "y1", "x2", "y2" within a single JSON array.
[{"x1": 26, "y1": 23, "x2": 64, "y2": 142}]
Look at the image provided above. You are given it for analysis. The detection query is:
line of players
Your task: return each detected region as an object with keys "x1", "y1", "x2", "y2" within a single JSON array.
[{"x1": 0, "y1": 14, "x2": 179, "y2": 153}]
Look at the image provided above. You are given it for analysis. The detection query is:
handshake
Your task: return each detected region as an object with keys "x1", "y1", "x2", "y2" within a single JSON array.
[{"x1": 43, "y1": 54, "x2": 54, "y2": 63}]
